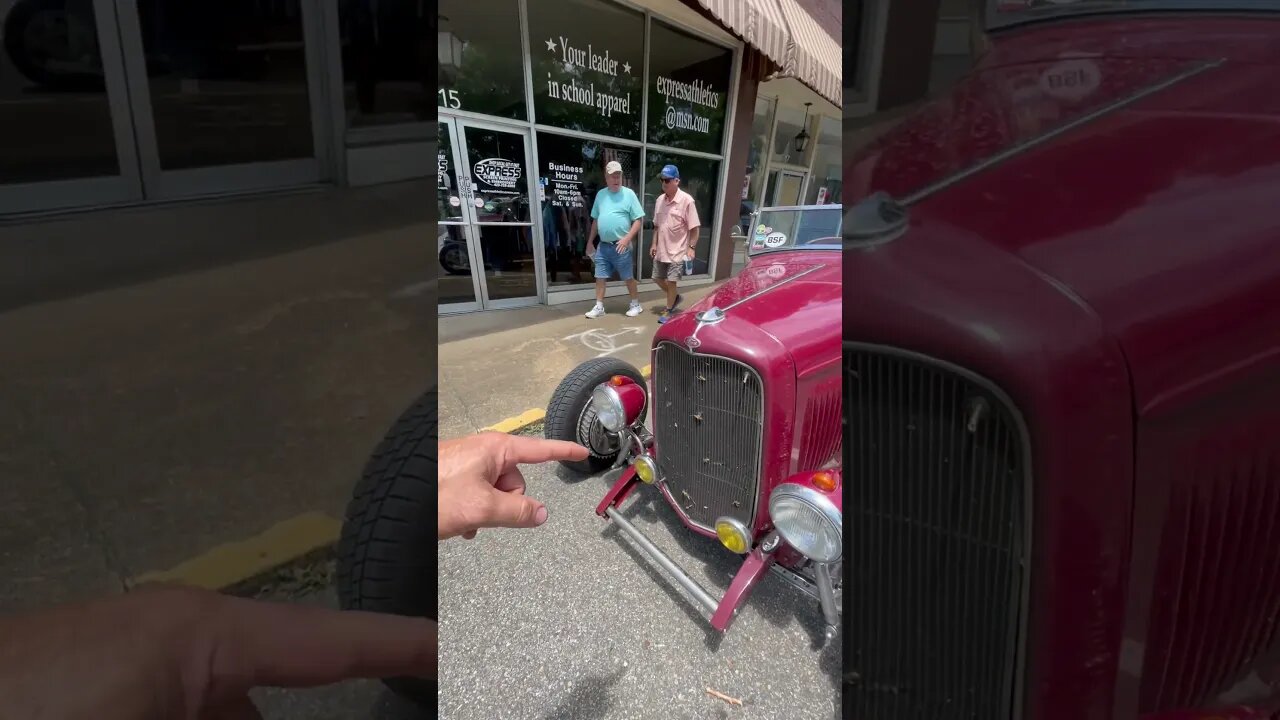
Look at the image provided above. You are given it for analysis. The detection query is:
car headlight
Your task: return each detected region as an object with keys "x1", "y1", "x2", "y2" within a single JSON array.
[
  {"x1": 591, "y1": 384, "x2": 626, "y2": 431},
  {"x1": 769, "y1": 483, "x2": 842, "y2": 563},
  {"x1": 714, "y1": 516, "x2": 750, "y2": 554}
]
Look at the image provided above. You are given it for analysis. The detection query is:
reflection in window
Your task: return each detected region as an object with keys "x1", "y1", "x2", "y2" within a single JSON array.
[
  {"x1": 741, "y1": 96, "x2": 775, "y2": 232},
  {"x1": 642, "y1": 152, "x2": 719, "y2": 280},
  {"x1": 536, "y1": 132, "x2": 640, "y2": 288},
  {"x1": 438, "y1": 225, "x2": 476, "y2": 306},
  {"x1": 646, "y1": 20, "x2": 732, "y2": 154},
  {"x1": 771, "y1": 104, "x2": 812, "y2": 167},
  {"x1": 528, "y1": 0, "x2": 644, "y2": 139},
  {"x1": 0, "y1": 0, "x2": 119, "y2": 184},
  {"x1": 340, "y1": 0, "x2": 430, "y2": 127},
  {"x1": 435, "y1": 0, "x2": 524, "y2": 121},
  {"x1": 805, "y1": 115, "x2": 842, "y2": 205}
]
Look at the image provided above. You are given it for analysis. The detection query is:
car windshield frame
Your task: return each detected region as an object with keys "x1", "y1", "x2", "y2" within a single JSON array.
[
  {"x1": 746, "y1": 204, "x2": 843, "y2": 256},
  {"x1": 986, "y1": 0, "x2": 1280, "y2": 31}
]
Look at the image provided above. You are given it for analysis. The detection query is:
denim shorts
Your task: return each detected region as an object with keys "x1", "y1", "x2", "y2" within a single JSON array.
[{"x1": 592, "y1": 241, "x2": 635, "y2": 280}]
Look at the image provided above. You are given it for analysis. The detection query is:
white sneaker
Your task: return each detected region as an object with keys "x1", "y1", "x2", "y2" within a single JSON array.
[
  {"x1": 625, "y1": 299, "x2": 643, "y2": 317},
  {"x1": 585, "y1": 302, "x2": 606, "y2": 319}
]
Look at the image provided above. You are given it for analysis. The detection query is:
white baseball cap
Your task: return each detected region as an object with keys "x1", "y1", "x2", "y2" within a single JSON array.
[{"x1": 605, "y1": 161, "x2": 623, "y2": 174}]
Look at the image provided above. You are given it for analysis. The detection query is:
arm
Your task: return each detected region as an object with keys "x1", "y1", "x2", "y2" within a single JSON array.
[
  {"x1": 587, "y1": 219, "x2": 598, "y2": 255},
  {"x1": 686, "y1": 226, "x2": 700, "y2": 258}
]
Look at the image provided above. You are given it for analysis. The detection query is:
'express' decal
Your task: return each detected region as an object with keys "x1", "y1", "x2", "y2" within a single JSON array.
[{"x1": 473, "y1": 158, "x2": 522, "y2": 189}]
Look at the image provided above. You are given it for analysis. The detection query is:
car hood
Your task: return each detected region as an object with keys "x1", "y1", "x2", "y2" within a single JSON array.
[
  {"x1": 847, "y1": 16, "x2": 1280, "y2": 414},
  {"x1": 657, "y1": 251, "x2": 841, "y2": 377}
]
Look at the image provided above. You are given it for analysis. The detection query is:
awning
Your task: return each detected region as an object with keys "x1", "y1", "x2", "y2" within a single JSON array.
[
  {"x1": 691, "y1": 0, "x2": 842, "y2": 108},
  {"x1": 690, "y1": 0, "x2": 791, "y2": 71},
  {"x1": 773, "y1": 0, "x2": 842, "y2": 107}
]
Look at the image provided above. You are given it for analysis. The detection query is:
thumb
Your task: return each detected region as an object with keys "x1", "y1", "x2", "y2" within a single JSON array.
[{"x1": 486, "y1": 490, "x2": 549, "y2": 530}]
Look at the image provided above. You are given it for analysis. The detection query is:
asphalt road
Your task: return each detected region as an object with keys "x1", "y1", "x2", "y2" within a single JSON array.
[{"x1": 438, "y1": 458, "x2": 841, "y2": 720}]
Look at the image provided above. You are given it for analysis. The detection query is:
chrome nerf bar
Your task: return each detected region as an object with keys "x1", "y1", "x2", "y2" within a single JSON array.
[{"x1": 603, "y1": 506, "x2": 718, "y2": 616}]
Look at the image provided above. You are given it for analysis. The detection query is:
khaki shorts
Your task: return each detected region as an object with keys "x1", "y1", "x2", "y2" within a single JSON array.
[{"x1": 653, "y1": 260, "x2": 684, "y2": 282}]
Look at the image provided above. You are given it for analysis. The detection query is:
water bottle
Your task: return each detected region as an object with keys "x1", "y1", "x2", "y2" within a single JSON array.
[{"x1": 683, "y1": 251, "x2": 694, "y2": 276}]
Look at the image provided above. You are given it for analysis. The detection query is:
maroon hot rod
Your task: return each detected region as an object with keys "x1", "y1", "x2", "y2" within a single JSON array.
[
  {"x1": 543, "y1": 204, "x2": 844, "y2": 643},
  {"x1": 845, "y1": 3, "x2": 1280, "y2": 720}
]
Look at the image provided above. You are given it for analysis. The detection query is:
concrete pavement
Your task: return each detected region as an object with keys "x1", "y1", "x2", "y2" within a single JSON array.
[
  {"x1": 0, "y1": 181, "x2": 432, "y2": 612},
  {"x1": 438, "y1": 282, "x2": 724, "y2": 441}
]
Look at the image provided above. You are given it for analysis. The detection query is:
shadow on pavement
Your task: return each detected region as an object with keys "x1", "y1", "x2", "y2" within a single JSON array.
[
  {"x1": 542, "y1": 665, "x2": 628, "y2": 720},
  {"x1": 608, "y1": 485, "x2": 828, "y2": 649}
]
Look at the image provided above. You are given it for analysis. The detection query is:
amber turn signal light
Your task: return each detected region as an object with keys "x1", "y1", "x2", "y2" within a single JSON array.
[
  {"x1": 609, "y1": 375, "x2": 627, "y2": 386},
  {"x1": 812, "y1": 471, "x2": 838, "y2": 493}
]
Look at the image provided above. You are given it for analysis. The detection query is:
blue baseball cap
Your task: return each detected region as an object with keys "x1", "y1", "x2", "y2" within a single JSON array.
[{"x1": 659, "y1": 164, "x2": 680, "y2": 180}]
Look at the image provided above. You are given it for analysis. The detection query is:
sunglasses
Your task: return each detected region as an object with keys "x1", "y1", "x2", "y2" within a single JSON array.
[{"x1": 661, "y1": 177, "x2": 676, "y2": 183}]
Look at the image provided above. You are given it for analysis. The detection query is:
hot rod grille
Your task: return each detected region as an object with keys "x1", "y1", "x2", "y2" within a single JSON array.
[
  {"x1": 844, "y1": 343, "x2": 1028, "y2": 720},
  {"x1": 652, "y1": 341, "x2": 764, "y2": 531}
]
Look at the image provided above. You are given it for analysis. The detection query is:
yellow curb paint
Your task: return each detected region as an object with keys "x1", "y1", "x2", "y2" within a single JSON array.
[
  {"x1": 484, "y1": 365, "x2": 651, "y2": 435},
  {"x1": 483, "y1": 407, "x2": 546, "y2": 433},
  {"x1": 129, "y1": 512, "x2": 341, "y2": 591}
]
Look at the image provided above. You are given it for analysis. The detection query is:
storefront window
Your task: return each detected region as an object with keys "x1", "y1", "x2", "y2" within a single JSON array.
[
  {"x1": 645, "y1": 20, "x2": 732, "y2": 154},
  {"x1": 642, "y1": 151, "x2": 719, "y2": 280},
  {"x1": 536, "y1": 132, "x2": 640, "y2": 288},
  {"x1": 771, "y1": 104, "x2": 812, "y2": 168},
  {"x1": 339, "y1": 0, "x2": 431, "y2": 127},
  {"x1": 742, "y1": 95, "x2": 775, "y2": 233},
  {"x1": 528, "y1": 0, "x2": 644, "y2": 140},
  {"x1": 432, "y1": 0, "x2": 526, "y2": 121},
  {"x1": 804, "y1": 115, "x2": 842, "y2": 205}
]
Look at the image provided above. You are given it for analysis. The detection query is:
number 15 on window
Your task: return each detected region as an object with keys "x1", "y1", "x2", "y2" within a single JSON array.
[{"x1": 438, "y1": 89, "x2": 461, "y2": 109}]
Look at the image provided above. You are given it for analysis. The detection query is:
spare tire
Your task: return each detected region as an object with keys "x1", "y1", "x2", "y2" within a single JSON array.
[
  {"x1": 544, "y1": 357, "x2": 646, "y2": 475},
  {"x1": 336, "y1": 386, "x2": 436, "y2": 706}
]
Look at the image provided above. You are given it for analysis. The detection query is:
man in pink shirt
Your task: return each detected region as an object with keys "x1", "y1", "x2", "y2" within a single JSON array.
[{"x1": 649, "y1": 164, "x2": 700, "y2": 324}]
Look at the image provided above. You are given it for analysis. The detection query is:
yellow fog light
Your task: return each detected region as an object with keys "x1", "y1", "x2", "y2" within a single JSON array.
[
  {"x1": 714, "y1": 516, "x2": 750, "y2": 554},
  {"x1": 633, "y1": 456, "x2": 657, "y2": 484}
]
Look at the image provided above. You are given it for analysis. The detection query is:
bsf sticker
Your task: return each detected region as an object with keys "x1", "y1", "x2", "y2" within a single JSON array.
[
  {"x1": 764, "y1": 232, "x2": 788, "y2": 248},
  {"x1": 449, "y1": 196, "x2": 461, "y2": 207},
  {"x1": 766, "y1": 264, "x2": 787, "y2": 279}
]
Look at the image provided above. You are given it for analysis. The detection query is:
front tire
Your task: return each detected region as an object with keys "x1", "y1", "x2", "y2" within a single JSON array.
[
  {"x1": 336, "y1": 387, "x2": 436, "y2": 706},
  {"x1": 544, "y1": 357, "x2": 646, "y2": 474}
]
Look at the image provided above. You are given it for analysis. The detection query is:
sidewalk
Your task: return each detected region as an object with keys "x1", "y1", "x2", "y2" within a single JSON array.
[
  {"x1": 0, "y1": 181, "x2": 431, "y2": 613},
  {"x1": 438, "y1": 281, "x2": 727, "y2": 441}
]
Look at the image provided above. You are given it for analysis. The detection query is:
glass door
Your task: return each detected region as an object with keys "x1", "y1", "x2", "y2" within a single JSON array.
[
  {"x1": 438, "y1": 116, "x2": 541, "y2": 313},
  {"x1": 771, "y1": 170, "x2": 807, "y2": 206},
  {"x1": 0, "y1": 0, "x2": 142, "y2": 215},
  {"x1": 455, "y1": 119, "x2": 540, "y2": 310},
  {"x1": 438, "y1": 117, "x2": 481, "y2": 313},
  {"x1": 112, "y1": 0, "x2": 329, "y2": 199}
]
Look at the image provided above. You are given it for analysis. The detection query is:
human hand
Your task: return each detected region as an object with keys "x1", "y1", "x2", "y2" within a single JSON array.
[
  {"x1": 650, "y1": 245, "x2": 657, "y2": 258},
  {"x1": 617, "y1": 237, "x2": 631, "y2": 254},
  {"x1": 0, "y1": 584, "x2": 436, "y2": 720},
  {"x1": 438, "y1": 432, "x2": 588, "y2": 540}
]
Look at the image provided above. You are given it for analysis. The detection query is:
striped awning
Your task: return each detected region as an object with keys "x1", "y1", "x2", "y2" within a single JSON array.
[
  {"x1": 690, "y1": 0, "x2": 791, "y2": 70},
  {"x1": 691, "y1": 0, "x2": 842, "y2": 108},
  {"x1": 774, "y1": 0, "x2": 842, "y2": 107}
]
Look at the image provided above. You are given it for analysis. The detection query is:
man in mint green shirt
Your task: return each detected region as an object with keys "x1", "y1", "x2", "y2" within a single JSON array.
[{"x1": 585, "y1": 161, "x2": 644, "y2": 319}]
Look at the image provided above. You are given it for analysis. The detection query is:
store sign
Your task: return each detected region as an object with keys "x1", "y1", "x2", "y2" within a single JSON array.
[
  {"x1": 654, "y1": 75, "x2": 720, "y2": 134},
  {"x1": 473, "y1": 158, "x2": 522, "y2": 191},
  {"x1": 546, "y1": 161, "x2": 586, "y2": 209},
  {"x1": 543, "y1": 36, "x2": 636, "y2": 119}
]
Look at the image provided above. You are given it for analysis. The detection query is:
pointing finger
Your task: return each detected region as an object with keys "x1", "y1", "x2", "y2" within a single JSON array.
[{"x1": 498, "y1": 435, "x2": 589, "y2": 467}]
